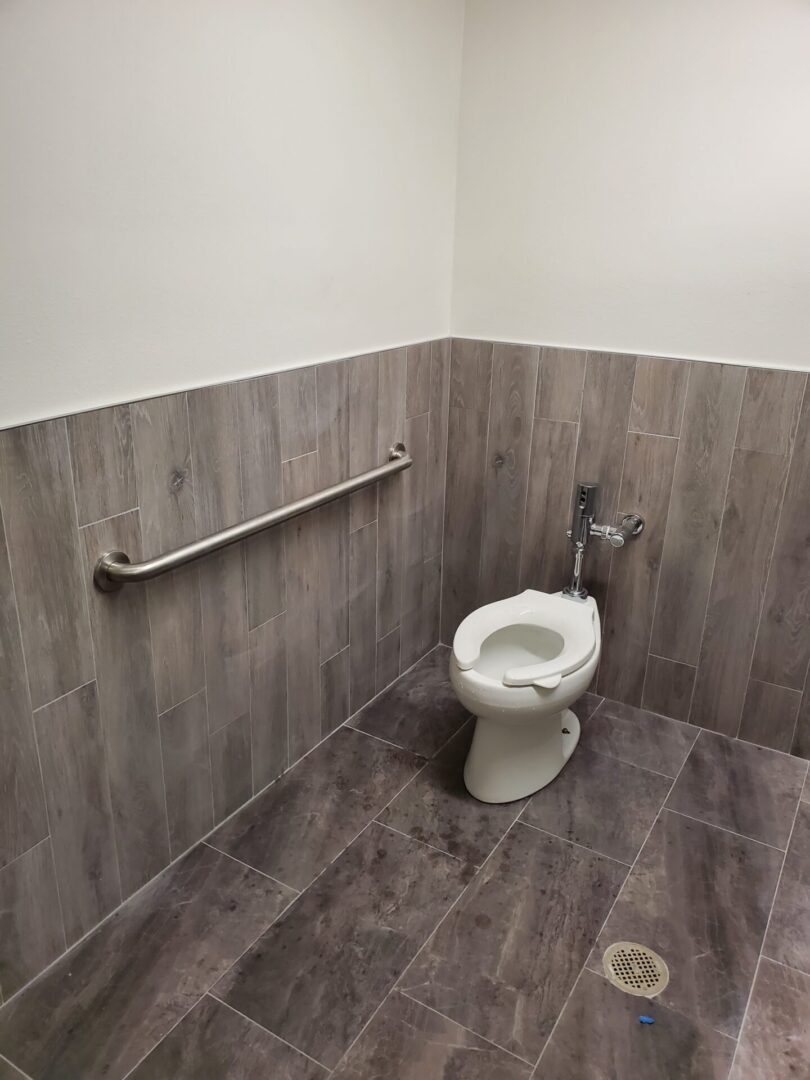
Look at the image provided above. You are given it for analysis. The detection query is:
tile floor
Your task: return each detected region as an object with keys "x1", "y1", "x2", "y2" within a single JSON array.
[{"x1": 0, "y1": 646, "x2": 808, "y2": 1079}]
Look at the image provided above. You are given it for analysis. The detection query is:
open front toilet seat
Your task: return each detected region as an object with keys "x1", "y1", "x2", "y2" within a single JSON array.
[{"x1": 450, "y1": 590, "x2": 601, "y2": 803}]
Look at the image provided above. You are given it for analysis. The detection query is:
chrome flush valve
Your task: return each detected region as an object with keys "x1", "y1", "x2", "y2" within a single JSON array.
[{"x1": 563, "y1": 482, "x2": 645, "y2": 600}]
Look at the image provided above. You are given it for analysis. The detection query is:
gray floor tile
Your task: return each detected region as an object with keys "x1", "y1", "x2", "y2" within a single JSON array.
[
  {"x1": 666, "y1": 730, "x2": 806, "y2": 848},
  {"x1": 521, "y1": 745, "x2": 671, "y2": 864},
  {"x1": 536, "y1": 970, "x2": 735, "y2": 1079},
  {"x1": 129, "y1": 995, "x2": 326, "y2": 1079},
  {"x1": 333, "y1": 992, "x2": 531, "y2": 1080},
  {"x1": 730, "y1": 958, "x2": 810, "y2": 1079},
  {"x1": 587, "y1": 809, "x2": 782, "y2": 1037},
  {"x1": 0, "y1": 1056, "x2": 28, "y2": 1080},
  {"x1": 763, "y1": 803, "x2": 810, "y2": 974},
  {"x1": 215, "y1": 823, "x2": 472, "y2": 1069},
  {"x1": 0, "y1": 845, "x2": 294, "y2": 1080},
  {"x1": 582, "y1": 698, "x2": 697, "y2": 777},
  {"x1": 401, "y1": 823, "x2": 626, "y2": 1063},
  {"x1": 380, "y1": 722, "x2": 526, "y2": 865},
  {"x1": 569, "y1": 692, "x2": 603, "y2": 724},
  {"x1": 208, "y1": 727, "x2": 423, "y2": 889},
  {"x1": 350, "y1": 646, "x2": 468, "y2": 757}
]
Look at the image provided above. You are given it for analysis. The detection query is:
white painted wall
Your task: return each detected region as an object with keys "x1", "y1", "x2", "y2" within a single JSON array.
[
  {"x1": 0, "y1": 0, "x2": 465, "y2": 428},
  {"x1": 452, "y1": 0, "x2": 810, "y2": 369}
]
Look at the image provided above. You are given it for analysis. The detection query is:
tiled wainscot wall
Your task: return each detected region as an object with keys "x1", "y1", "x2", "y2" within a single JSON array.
[
  {"x1": 0, "y1": 340, "x2": 449, "y2": 999},
  {"x1": 442, "y1": 340, "x2": 810, "y2": 758}
]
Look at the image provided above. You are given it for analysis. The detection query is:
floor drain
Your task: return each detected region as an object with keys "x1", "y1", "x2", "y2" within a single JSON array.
[{"x1": 603, "y1": 942, "x2": 669, "y2": 997}]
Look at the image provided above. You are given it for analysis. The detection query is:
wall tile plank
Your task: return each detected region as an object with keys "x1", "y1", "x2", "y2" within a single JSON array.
[
  {"x1": 67, "y1": 405, "x2": 137, "y2": 526},
  {"x1": 237, "y1": 375, "x2": 285, "y2": 630},
  {"x1": 278, "y1": 368, "x2": 317, "y2": 460},
  {"x1": 571, "y1": 351, "x2": 637, "y2": 607},
  {"x1": 650, "y1": 362, "x2": 746, "y2": 665},
  {"x1": 598, "y1": 433, "x2": 678, "y2": 705},
  {"x1": 159, "y1": 690, "x2": 213, "y2": 858},
  {"x1": 283, "y1": 452, "x2": 323, "y2": 760},
  {"x1": 737, "y1": 369, "x2": 806, "y2": 455},
  {"x1": 478, "y1": 343, "x2": 539, "y2": 605},
  {"x1": 132, "y1": 394, "x2": 204, "y2": 715},
  {"x1": 642, "y1": 656, "x2": 696, "y2": 723},
  {"x1": 425, "y1": 339, "x2": 451, "y2": 560},
  {"x1": 348, "y1": 352, "x2": 379, "y2": 531},
  {"x1": 34, "y1": 682, "x2": 120, "y2": 944},
  {"x1": 80, "y1": 510, "x2": 170, "y2": 896},
  {"x1": 630, "y1": 356, "x2": 689, "y2": 437},
  {"x1": 739, "y1": 680, "x2": 802, "y2": 754},
  {"x1": 406, "y1": 342, "x2": 431, "y2": 417},
  {"x1": 0, "y1": 512, "x2": 48, "y2": 867},
  {"x1": 449, "y1": 338, "x2": 493, "y2": 412},
  {"x1": 751, "y1": 384, "x2": 810, "y2": 690},
  {"x1": 0, "y1": 840, "x2": 64, "y2": 998},
  {"x1": 535, "y1": 347, "x2": 587, "y2": 422},
  {"x1": 321, "y1": 645, "x2": 350, "y2": 736},
  {"x1": 315, "y1": 361, "x2": 350, "y2": 663},
  {"x1": 376, "y1": 349, "x2": 406, "y2": 639},
  {"x1": 0, "y1": 419, "x2": 94, "y2": 709},
  {"x1": 376, "y1": 626, "x2": 400, "y2": 692},
  {"x1": 690, "y1": 449, "x2": 789, "y2": 735},
  {"x1": 249, "y1": 613, "x2": 288, "y2": 790},
  {"x1": 400, "y1": 413, "x2": 429, "y2": 669},
  {"x1": 210, "y1": 714, "x2": 252, "y2": 825},
  {"x1": 520, "y1": 419, "x2": 578, "y2": 594},
  {"x1": 349, "y1": 522, "x2": 377, "y2": 714}
]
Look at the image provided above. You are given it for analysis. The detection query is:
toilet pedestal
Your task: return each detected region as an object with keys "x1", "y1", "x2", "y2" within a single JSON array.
[{"x1": 463, "y1": 708, "x2": 580, "y2": 803}]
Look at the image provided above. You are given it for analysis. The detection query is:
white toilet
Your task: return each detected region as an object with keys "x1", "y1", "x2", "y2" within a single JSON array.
[{"x1": 450, "y1": 589, "x2": 600, "y2": 803}]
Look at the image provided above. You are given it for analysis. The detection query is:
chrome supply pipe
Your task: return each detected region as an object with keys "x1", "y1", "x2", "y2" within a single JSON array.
[{"x1": 94, "y1": 442, "x2": 411, "y2": 592}]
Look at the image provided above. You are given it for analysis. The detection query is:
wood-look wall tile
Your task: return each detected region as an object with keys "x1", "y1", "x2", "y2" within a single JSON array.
[
  {"x1": 641, "y1": 656, "x2": 696, "y2": 722},
  {"x1": 630, "y1": 356, "x2": 689, "y2": 437},
  {"x1": 479, "y1": 343, "x2": 539, "y2": 606},
  {"x1": 237, "y1": 375, "x2": 285, "y2": 629},
  {"x1": 349, "y1": 522, "x2": 378, "y2": 715},
  {"x1": 187, "y1": 384, "x2": 242, "y2": 535},
  {"x1": 425, "y1": 339, "x2": 450, "y2": 560},
  {"x1": 406, "y1": 342, "x2": 431, "y2": 417},
  {"x1": 249, "y1": 614, "x2": 288, "y2": 791},
  {"x1": 752, "y1": 384, "x2": 810, "y2": 690},
  {"x1": 650, "y1": 362, "x2": 746, "y2": 665},
  {"x1": 376, "y1": 626, "x2": 401, "y2": 693},
  {"x1": 315, "y1": 361, "x2": 350, "y2": 662},
  {"x1": 738, "y1": 680, "x2": 802, "y2": 754},
  {"x1": 449, "y1": 339, "x2": 493, "y2": 412},
  {"x1": 81, "y1": 510, "x2": 170, "y2": 896},
  {"x1": 441, "y1": 405, "x2": 488, "y2": 642},
  {"x1": 348, "y1": 352, "x2": 379, "y2": 531},
  {"x1": 535, "y1": 347, "x2": 587, "y2": 422},
  {"x1": 34, "y1": 682, "x2": 120, "y2": 944},
  {"x1": 159, "y1": 690, "x2": 213, "y2": 858},
  {"x1": 598, "y1": 433, "x2": 678, "y2": 705},
  {"x1": 400, "y1": 413, "x2": 429, "y2": 670},
  {"x1": 67, "y1": 405, "x2": 137, "y2": 526},
  {"x1": 572, "y1": 352, "x2": 637, "y2": 606},
  {"x1": 690, "y1": 449, "x2": 789, "y2": 735},
  {"x1": 283, "y1": 452, "x2": 322, "y2": 761},
  {"x1": 0, "y1": 840, "x2": 64, "y2": 998},
  {"x1": 132, "y1": 394, "x2": 203, "y2": 713},
  {"x1": 0, "y1": 512, "x2": 48, "y2": 868},
  {"x1": 321, "y1": 646, "x2": 349, "y2": 736},
  {"x1": 520, "y1": 419, "x2": 578, "y2": 594},
  {"x1": 0, "y1": 419, "x2": 94, "y2": 709},
  {"x1": 422, "y1": 553, "x2": 442, "y2": 657},
  {"x1": 376, "y1": 350, "x2": 406, "y2": 639},
  {"x1": 210, "y1": 714, "x2": 252, "y2": 824},
  {"x1": 736, "y1": 368, "x2": 806, "y2": 455},
  {"x1": 278, "y1": 367, "x2": 318, "y2": 460}
]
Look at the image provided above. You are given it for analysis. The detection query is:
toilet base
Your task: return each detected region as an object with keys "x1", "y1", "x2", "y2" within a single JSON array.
[{"x1": 463, "y1": 708, "x2": 581, "y2": 804}]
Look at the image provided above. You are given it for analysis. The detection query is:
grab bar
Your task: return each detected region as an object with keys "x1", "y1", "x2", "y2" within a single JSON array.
[{"x1": 94, "y1": 442, "x2": 411, "y2": 592}]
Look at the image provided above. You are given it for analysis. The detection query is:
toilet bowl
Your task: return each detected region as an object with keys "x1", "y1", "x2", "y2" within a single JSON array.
[{"x1": 450, "y1": 589, "x2": 600, "y2": 803}]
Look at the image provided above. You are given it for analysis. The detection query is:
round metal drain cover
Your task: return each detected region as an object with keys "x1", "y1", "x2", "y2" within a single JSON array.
[{"x1": 603, "y1": 942, "x2": 669, "y2": 997}]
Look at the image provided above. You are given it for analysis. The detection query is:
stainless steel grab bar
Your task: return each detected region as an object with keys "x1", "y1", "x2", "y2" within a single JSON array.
[{"x1": 94, "y1": 442, "x2": 411, "y2": 592}]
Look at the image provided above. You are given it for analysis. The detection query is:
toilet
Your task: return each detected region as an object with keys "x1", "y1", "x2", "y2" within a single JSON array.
[{"x1": 450, "y1": 589, "x2": 600, "y2": 803}]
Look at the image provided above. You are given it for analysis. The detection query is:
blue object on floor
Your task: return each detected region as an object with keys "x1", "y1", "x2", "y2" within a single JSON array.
[{"x1": 638, "y1": 1015, "x2": 655, "y2": 1025}]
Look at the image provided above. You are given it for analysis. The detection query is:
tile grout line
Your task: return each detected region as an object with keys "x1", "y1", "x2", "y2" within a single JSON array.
[
  {"x1": 532, "y1": 726, "x2": 696, "y2": 1075},
  {"x1": 373, "y1": 820, "x2": 467, "y2": 865},
  {"x1": 200, "y1": 842, "x2": 299, "y2": 893},
  {"x1": 516, "y1": 819, "x2": 632, "y2": 868},
  {"x1": 118, "y1": 885, "x2": 302, "y2": 1080},
  {"x1": 727, "y1": 758, "x2": 809, "y2": 1074},
  {"x1": 758, "y1": 953, "x2": 810, "y2": 982},
  {"x1": 663, "y1": 802, "x2": 789, "y2": 854},
  {"x1": 76, "y1": 505, "x2": 141, "y2": 531},
  {"x1": 0, "y1": 1051, "x2": 34, "y2": 1080},
  {"x1": 209, "y1": 994, "x2": 330, "y2": 1073}
]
